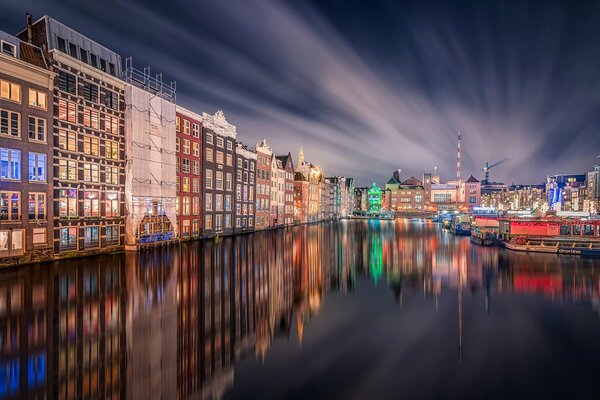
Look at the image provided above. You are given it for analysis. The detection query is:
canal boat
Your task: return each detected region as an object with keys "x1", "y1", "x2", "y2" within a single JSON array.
[
  {"x1": 470, "y1": 229, "x2": 495, "y2": 246},
  {"x1": 504, "y1": 236, "x2": 600, "y2": 257}
]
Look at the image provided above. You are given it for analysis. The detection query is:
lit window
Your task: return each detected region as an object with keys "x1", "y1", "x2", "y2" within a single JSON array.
[
  {"x1": 83, "y1": 108, "x2": 99, "y2": 129},
  {"x1": 82, "y1": 136, "x2": 99, "y2": 156},
  {"x1": 58, "y1": 130, "x2": 77, "y2": 152},
  {"x1": 184, "y1": 120, "x2": 190, "y2": 135},
  {"x1": 0, "y1": 148, "x2": 21, "y2": 180},
  {"x1": 192, "y1": 123, "x2": 199, "y2": 137},
  {"x1": 58, "y1": 159, "x2": 77, "y2": 181},
  {"x1": 0, "y1": 191, "x2": 21, "y2": 220},
  {"x1": 58, "y1": 99, "x2": 77, "y2": 123},
  {"x1": 28, "y1": 152, "x2": 46, "y2": 182},
  {"x1": 58, "y1": 189, "x2": 77, "y2": 217},
  {"x1": 105, "y1": 191, "x2": 120, "y2": 217},
  {"x1": 176, "y1": 116, "x2": 180, "y2": 132},
  {"x1": 59, "y1": 227, "x2": 78, "y2": 251},
  {"x1": 105, "y1": 115, "x2": 119, "y2": 135},
  {"x1": 205, "y1": 132, "x2": 213, "y2": 144},
  {"x1": 0, "y1": 79, "x2": 21, "y2": 102},
  {"x1": 105, "y1": 140, "x2": 119, "y2": 160},
  {"x1": 183, "y1": 139, "x2": 190, "y2": 154},
  {"x1": 28, "y1": 193, "x2": 46, "y2": 221},
  {"x1": 182, "y1": 177, "x2": 190, "y2": 192},
  {"x1": 206, "y1": 148, "x2": 213, "y2": 162},
  {"x1": 83, "y1": 163, "x2": 100, "y2": 182},
  {"x1": 28, "y1": 88, "x2": 47, "y2": 109},
  {"x1": 205, "y1": 193, "x2": 213, "y2": 210},
  {"x1": 205, "y1": 169, "x2": 213, "y2": 189},
  {"x1": 83, "y1": 191, "x2": 100, "y2": 217}
]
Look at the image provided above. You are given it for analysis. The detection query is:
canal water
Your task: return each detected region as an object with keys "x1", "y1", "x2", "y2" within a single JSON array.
[{"x1": 2, "y1": 220, "x2": 600, "y2": 399}]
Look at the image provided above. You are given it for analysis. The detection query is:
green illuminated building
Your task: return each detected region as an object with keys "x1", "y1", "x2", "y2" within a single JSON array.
[{"x1": 368, "y1": 183, "x2": 382, "y2": 213}]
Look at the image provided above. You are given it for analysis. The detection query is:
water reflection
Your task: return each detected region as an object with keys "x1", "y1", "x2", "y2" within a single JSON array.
[{"x1": 2, "y1": 220, "x2": 600, "y2": 399}]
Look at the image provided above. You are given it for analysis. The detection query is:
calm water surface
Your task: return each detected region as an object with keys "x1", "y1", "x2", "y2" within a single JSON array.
[{"x1": 2, "y1": 220, "x2": 600, "y2": 399}]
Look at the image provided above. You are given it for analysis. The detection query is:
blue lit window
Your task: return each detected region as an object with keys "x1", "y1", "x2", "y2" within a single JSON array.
[
  {"x1": 28, "y1": 152, "x2": 46, "y2": 182},
  {"x1": 0, "y1": 147, "x2": 21, "y2": 180}
]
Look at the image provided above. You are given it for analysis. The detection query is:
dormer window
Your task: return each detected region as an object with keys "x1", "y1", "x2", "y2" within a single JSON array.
[{"x1": 1, "y1": 41, "x2": 16, "y2": 57}]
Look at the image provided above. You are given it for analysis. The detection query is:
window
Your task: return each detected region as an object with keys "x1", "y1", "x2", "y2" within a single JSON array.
[
  {"x1": 205, "y1": 132, "x2": 213, "y2": 144},
  {"x1": 109, "y1": 63, "x2": 116, "y2": 76},
  {"x1": 225, "y1": 195, "x2": 231, "y2": 211},
  {"x1": 216, "y1": 137, "x2": 224, "y2": 148},
  {"x1": 0, "y1": 109, "x2": 20, "y2": 137},
  {"x1": 106, "y1": 225, "x2": 119, "y2": 245},
  {"x1": 205, "y1": 214, "x2": 213, "y2": 229},
  {"x1": 57, "y1": 37, "x2": 67, "y2": 52},
  {"x1": 79, "y1": 49, "x2": 89, "y2": 64},
  {"x1": 58, "y1": 99, "x2": 77, "y2": 123},
  {"x1": 58, "y1": 71, "x2": 76, "y2": 94},
  {"x1": 215, "y1": 214, "x2": 222, "y2": 231},
  {"x1": 69, "y1": 42, "x2": 77, "y2": 57},
  {"x1": 59, "y1": 227, "x2": 77, "y2": 250},
  {"x1": 176, "y1": 156, "x2": 180, "y2": 173},
  {"x1": 58, "y1": 159, "x2": 77, "y2": 181},
  {"x1": 216, "y1": 151, "x2": 224, "y2": 165},
  {"x1": 28, "y1": 152, "x2": 46, "y2": 182},
  {"x1": 184, "y1": 120, "x2": 191, "y2": 135},
  {"x1": 28, "y1": 193, "x2": 46, "y2": 221},
  {"x1": 226, "y1": 140, "x2": 233, "y2": 151},
  {"x1": 192, "y1": 197, "x2": 200, "y2": 214},
  {"x1": 82, "y1": 81, "x2": 98, "y2": 102},
  {"x1": 206, "y1": 148, "x2": 213, "y2": 162},
  {"x1": 182, "y1": 177, "x2": 190, "y2": 192},
  {"x1": 182, "y1": 158, "x2": 190, "y2": 173},
  {"x1": 205, "y1": 169, "x2": 213, "y2": 189},
  {"x1": 58, "y1": 130, "x2": 77, "y2": 152},
  {"x1": 28, "y1": 117, "x2": 46, "y2": 142},
  {"x1": 105, "y1": 140, "x2": 119, "y2": 159},
  {"x1": 90, "y1": 53, "x2": 98, "y2": 68},
  {"x1": 183, "y1": 139, "x2": 190, "y2": 154},
  {"x1": 176, "y1": 116, "x2": 181, "y2": 132},
  {"x1": 104, "y1": 91, "x2": 118, "y2": 110},
  {"x1": 182, "y1": 197, "x2": 190, "y2": 215},
  {"x1": 225, "y1": 214, "x2": 231, "y2": 228},
  {"x1": 1, "y1": 41, "x2": 16, "y2": 57},
  {"x1": 83, "y1": 191, "x2": 100, "y2": 217},
  {"x1": 192, "y1": 123, "x2": 199, "y2": 137},
  {"x1": 82, "y1": 136, "x2": 99, "y2": 156},
  {"x1": 0, "y1": 192, "x2": 20, "y2": 220},
  {"x1": 105, "y1": 165, "x2": 119, "y2": 185},
  {"x1": 216, "y1": 171, "x2": 223, "y2": 190},
  {"x1": 105, "y1": 115, "x2": 119, "y2": 135},
  {"x1": 226, "y1": 154, "x2": 232, "y2": 166},
  {"x1": 226, "y1": 173, "x2": 232, "y2": 191},
  {"x1": 193, "y1": 178, "x2": 200, "y2": 193},
  {"x1": 250, "y1": 161, "x2": 255, "y2": 171},
  {"x1": 0, "y1": 148, "x2": 21, "y2": 180},
  {"x1": 100, "y1": 59, "x2": 106, "y2": 72},
  {"x1": 205, "y1": 193, "x2": 213, "y2": 210},
  {"x1": 83, "y1": 163, "x2": 99, "y2": 182},
  {"x1": 175, "y1": 137, "x2": 180, "y2": 152},
  {"x1": 83, "y1": 108, "x2": 99, "y2": 129},
  {"x1": 192, "y1": 160, "x2": 199, "y2": 175},
  {"x1": 33, "y1": 228, "x2": 46, "y2": 245},
  {"x1": 0, "y1": 79, "x2": 21, "y2": 102},
  {"x1": 84, "y1": 226, "x2": 99, "y2": 248},
  {"x1": 58, "y1": 189, "x2": 77, "y2": 217},
  {"x1": 215, "y1": 194, "x2": 223, "y2": 211},
  {"x1": 28, "y1": 88, "x2": 47, "y2": 109},
  {"x1": 193, "y1": 142, "x2": 200, "y2": 157},
  {"x1": 106, "y1": 192, "x2": 119, "y2": 217}
]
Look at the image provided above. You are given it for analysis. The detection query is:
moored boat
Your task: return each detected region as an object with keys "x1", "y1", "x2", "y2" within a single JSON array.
[{"x1": 505, "y1": 236, "x2": 600, "y2": 257}]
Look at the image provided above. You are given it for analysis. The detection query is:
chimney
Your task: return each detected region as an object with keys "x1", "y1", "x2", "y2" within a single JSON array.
[{"x1": 26, "y1": 12, "x2": 33, "y2": 44}]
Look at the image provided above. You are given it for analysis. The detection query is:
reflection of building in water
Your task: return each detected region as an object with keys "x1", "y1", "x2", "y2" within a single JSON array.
[
  {"x1": 126, "y1": 249, "x2": 177, "y2": 400},
  {"x1": 0, "y1": 256, "x2": 127, "y2": 399}
]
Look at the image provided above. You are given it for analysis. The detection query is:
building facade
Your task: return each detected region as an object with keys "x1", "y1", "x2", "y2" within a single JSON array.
[
  {"x1": 275, "y1": 153, "x2": 295, "y2": 225},
  {"x1": 234, "y1": 142, "x2": 256, "y2": 232},
  {"x1": 255, "y1": 139, "x2": 271, "y2": 230},
  {"x1": 202, "y1": 111, "x2": 236, "y2": 236},
  {"x1": 23, "y1": 16, "x2": 127, "y2": 256},
  {"x1": 176, "y1": 107, "x2": 202, "y2": 239},
  {"x1": 0, "y1": 30, "x2": 54, "y2": 265},
  {"x1": 270, "y1": 155, "x2": 285, "y2": 227}
]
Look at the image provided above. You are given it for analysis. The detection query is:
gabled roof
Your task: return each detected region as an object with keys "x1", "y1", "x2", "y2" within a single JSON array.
[
  {"x1": 386, "y1": 177, "x2": 400, "y2": 185},
  {"x1": 465, "y1": 175, "x2": 480, "y2": 183},
  {"x1": 401, "y1": 176, "x2": 422, "y2": 186},
  {"x1": 294, "y1": 172, "x2": 307, "y2": 182}
]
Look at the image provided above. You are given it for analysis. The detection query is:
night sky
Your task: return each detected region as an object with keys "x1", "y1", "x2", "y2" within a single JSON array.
[{"x1": 2, "y1": 0, "x2": 600, "y2": 186}]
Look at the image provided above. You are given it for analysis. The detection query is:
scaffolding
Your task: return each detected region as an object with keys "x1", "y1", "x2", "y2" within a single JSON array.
[{"x1": 124, "y1": 58, "x2": 178, "y2": 248}]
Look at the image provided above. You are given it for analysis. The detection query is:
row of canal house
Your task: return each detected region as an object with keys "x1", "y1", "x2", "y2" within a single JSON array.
[{"x1": 0, "y1": 14, "x2": 355, "y2": 266}]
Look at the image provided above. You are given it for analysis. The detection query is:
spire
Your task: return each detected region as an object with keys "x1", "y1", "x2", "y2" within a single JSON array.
[
  {"x1": 457, "y1": 131, "x2": 461, "y2": 181},
  {"x1": 298, "y1": 145, "x2": 304, "y2": 164}
]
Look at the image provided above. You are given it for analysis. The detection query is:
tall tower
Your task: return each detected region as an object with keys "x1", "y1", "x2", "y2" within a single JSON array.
[
  {"x1": 298, "y1": 145, "x2": 304, "y2": 165},
  {"x1": 456, "y1": 132, "x2": 461, "y2": 181}
]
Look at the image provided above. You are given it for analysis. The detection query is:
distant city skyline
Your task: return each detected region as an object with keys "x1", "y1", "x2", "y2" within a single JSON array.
[{"x1": 2, "y1": 0, "x2": 600, "y2": 185}]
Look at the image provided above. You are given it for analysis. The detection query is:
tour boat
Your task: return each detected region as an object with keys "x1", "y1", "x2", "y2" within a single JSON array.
[{"x1": 504, "y1": 236, "x2": 600, "y2": 257}]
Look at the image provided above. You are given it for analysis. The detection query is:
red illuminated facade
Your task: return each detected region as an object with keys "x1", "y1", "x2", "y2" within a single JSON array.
[{"x1": 176, "y1": 107, "x2": 202, "y2": 239}]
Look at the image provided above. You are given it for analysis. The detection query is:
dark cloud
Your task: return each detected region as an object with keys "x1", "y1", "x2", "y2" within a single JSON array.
[{"x1": 2, "y1": 0, "x2": 600, "y2": 185}]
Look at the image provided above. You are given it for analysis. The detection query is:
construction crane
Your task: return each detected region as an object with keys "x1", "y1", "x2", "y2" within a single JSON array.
[{"x1": 482, "y1": 158, "x2": 508, "y2": 185}]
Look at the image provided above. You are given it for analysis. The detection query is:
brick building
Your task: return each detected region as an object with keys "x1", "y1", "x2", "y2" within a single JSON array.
[
  {"x1": 255, "y1": 139, "x2": 272, "y2": 230},
  {"x1": 176, "y1": 106, "x2": 203, "y2": 239}
]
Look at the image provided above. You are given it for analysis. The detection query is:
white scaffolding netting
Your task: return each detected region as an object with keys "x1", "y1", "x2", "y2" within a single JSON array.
[{"x1": 125, "y1": 84, "x2": 177, "y2": 245}]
